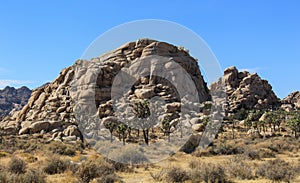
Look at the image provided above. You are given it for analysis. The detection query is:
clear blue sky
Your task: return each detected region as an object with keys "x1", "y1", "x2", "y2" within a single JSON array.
[{"x1": 0, "y1": 0, "x2": 299, "y2": 98}]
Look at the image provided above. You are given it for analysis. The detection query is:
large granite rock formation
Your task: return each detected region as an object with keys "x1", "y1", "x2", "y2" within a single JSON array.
[
  {"x1": 211, "y1": 66, "x2": 280, "y2": 112},
  {"x1": 282, "y1": 91, "x2": 300, "y2": 108},
  {"x1": 0, "y1": 39, "x2": 211, "y2": 142},
  {"x1": 0, "y1": 86, "x2": 31, "y2": 118}
]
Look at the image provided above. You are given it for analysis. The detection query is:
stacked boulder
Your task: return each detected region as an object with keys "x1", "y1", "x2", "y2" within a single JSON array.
[{"x1": 0, "y1": 39, "x2": 211, "y2": 143}]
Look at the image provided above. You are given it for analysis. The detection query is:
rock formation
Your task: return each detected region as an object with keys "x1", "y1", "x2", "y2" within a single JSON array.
[
  {"x1": 211, "y1": 66, "x2": 280, "y2": 113},
  {"x1": 0, "y1": 39, "x2": 211, "y2": 144},
  {"x1": 0, "y1": 86, "x2": 31, "y2": 118},
  {"x1": 282, "y1": 91, "x2": 300, "y2": 108}
]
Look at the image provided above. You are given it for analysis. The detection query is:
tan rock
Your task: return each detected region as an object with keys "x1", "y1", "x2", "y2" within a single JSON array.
[{"x1": 134, "y1": 88, "x2": 155, "y2": 99}]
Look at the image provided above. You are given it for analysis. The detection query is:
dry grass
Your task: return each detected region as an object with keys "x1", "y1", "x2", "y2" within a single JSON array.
[{"x1": 1, "y1": 132, "x2": 300, "y2": 182}]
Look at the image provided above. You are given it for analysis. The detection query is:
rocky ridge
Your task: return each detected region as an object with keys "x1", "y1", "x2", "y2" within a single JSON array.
[
  {"x1": 282, "y1": 91, "x2": 300, "y2": 108},
  {"x1": 211, "y1": 66, "x2": 280, "y2": 113},
  {"x1": 0, "y1": 39, "x2": 211, "y2": 144},
  {"x1": 0, "y1": 86, "x2": 31, "y2": 118}
]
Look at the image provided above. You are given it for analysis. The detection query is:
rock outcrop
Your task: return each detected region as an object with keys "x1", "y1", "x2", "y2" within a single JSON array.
[
  {"x1": 282, "y1": 91, "x2": 300, "y2": 108},
  {"x1": 211, "y1": 66, "x2": 280, "y2": 112},
  {"x1": 0, "y1": 86, "x2": 31, "y2": 118},
  {"x1": 0, "y1": 39, "x2": 211, "y2": 143}
]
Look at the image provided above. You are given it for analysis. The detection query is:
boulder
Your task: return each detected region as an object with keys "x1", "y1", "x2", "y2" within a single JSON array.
[
  {"x1": 134, "y1": 88, "x2": 155, "y2": 99},
  {"x1": 192, "y1": 123, "x2": 206, "y2": 132},
  {"x1": 211, "y1": 66, "x2": 280, "y2": 112},
  {"x1": 63, "y1": 125, "x2": 81, "y2": 138},
  {"x1": 29, "y1": 121, "x2": 50, "y2": 133}
]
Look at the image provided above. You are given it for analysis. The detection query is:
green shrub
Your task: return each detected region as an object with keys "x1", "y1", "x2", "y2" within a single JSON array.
[{"x1": 8, "y1": 157, "x2": 26, "y2": 174}]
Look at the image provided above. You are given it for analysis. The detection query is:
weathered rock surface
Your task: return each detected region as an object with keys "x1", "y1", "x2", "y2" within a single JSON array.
[
  {"x1": 0, "y1": 39, "x2": 211, "y2": 142},
  {"x1": 282, "y1": 91, "x2": 300, "y2": 108},
  {"x1": 211, "y1": 66, "x2": 280, "y2": 112},
  {"x1": 0, "y1": 86, "x2": 31, "y2": 118}
]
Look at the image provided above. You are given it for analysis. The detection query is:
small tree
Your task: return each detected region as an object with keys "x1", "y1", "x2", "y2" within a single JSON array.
[
  {"x1": 264, "y1": 109, "x2": 286, "y2": 132},
  {"x1": 130, "y1": 99, "x2": 151, "y2": 145},
  {"x1": 103, "y1": 120, "x2": 118, "y2": 143},
  {"x1": 288, "y1": 111, "x2": 300, "y2": 138},
  {"x1": 161, "y1": 116, "x2": 172, "y2": 142},
  {"x1": 245, "y1": 110, "x2": 263, "y2": 131},
  {"x1": 116, "y1": 123, "x2": 128, "y2": 145}
]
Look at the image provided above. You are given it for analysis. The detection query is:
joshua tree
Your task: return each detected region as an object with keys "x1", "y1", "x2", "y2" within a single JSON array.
[
  {"x1": 116, "y1": 123, "x2": 128, "y2": 145},
  {"x1": 103, "y1": 120, "x2": 118, "y2": 143},
  {"x1": 245, "y1": 110, "x2": 263, "y2": 131},
  {"x1": 130, "y1": 99, "x2": 151, "y2": 145},
  {"x1": 161, "y1": 116, "x2": 172, "y2": 142},
  {"x1": 288, "y1": 111, "x2": 300, "y2": 138}
]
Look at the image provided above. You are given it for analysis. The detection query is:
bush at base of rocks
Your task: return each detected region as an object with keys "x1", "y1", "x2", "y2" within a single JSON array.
[{"x1": 47, "y1": 141, "x2": 78, "y2": 156}]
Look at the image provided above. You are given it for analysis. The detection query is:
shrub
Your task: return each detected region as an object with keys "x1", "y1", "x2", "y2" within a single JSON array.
[
  {"x1": 150, "y1": 170, "x2": 165, "y2": 182},
  {"x1": 226, "y1": 155, "x2": 255, "y2": 180},
  {"x1": 189, "y1": 162, "x2": 227, "y2": 183},
  {"x1": 256, "y1": 159, "x2": 297, "y2": 182},
  {"x1": 47, "y1": 141, "x2": 77, "y2": 156},
  {"x1": 43, "y1": 157, "x2": 69, "y2": 175},
  {"x1": 106, "y1": 159, "x2": 131, "y2": 172},
  {"x1": 0, "y1": 171, "x2": 9, "y2": 183},
  {"x1": 109, "y1": 145, "x2": 148, "y2": 164},
  {"x1": 76, "y1": 159, "x2": 114, "y2": 183},
  {"x1": 17, "y1": 169, "x2": 46, "y2": 183},
  {"x1": 8, "y1": 157, "x2": 26, "y2": 174},
  {"x1": 258, "y1": 148, "x2": 276, "y2": 158},
  {"x1": 192, "y1": 148, "x2": 212, "y2": 157},
  {"x1": 243, "y1": 149, "x2": 260, "y2": 160},
  {"x1": 96, "y1": 174, "x2": 119, "y2": 183},
  {"x1": 166, "y1": 167, "x2": 189, "y2": 183},
  {"x1": 211, "y1": 141, "x2": 244, "y2": 155}
]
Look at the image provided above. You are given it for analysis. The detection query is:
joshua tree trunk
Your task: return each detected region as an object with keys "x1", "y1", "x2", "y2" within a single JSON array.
[
  {"x1": 143, "y1": 129, "x2": 149, "y2": 145},
  {"x1": 122, "y1": 131, "x2": 126, "y2": 145},
  {"x1": 232, "y1": 121, "x2": 235, "y2": 139}
]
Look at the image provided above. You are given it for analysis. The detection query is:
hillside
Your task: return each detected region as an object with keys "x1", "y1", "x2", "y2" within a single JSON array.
[{"x1": 0, "y1": 40, "x2": 300, "y2": 183}]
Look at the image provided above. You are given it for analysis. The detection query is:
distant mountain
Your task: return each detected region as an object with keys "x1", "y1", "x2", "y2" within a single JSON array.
[{"x1": 0, "y1": 86, "x2": 31, "y2": 118}]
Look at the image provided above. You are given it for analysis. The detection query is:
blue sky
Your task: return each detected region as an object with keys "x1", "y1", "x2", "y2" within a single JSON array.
[{"x1": 0, "y1": 0, "x2": 299, "y2": 98}]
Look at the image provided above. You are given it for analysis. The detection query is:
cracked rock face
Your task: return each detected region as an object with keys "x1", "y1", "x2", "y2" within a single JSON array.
[
  {"x1": 0, "y1": 39, "x2": 211, "y2": 140},
  {"x1": 211, "y1": 66, "x2": 280, "y2": 112}
]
